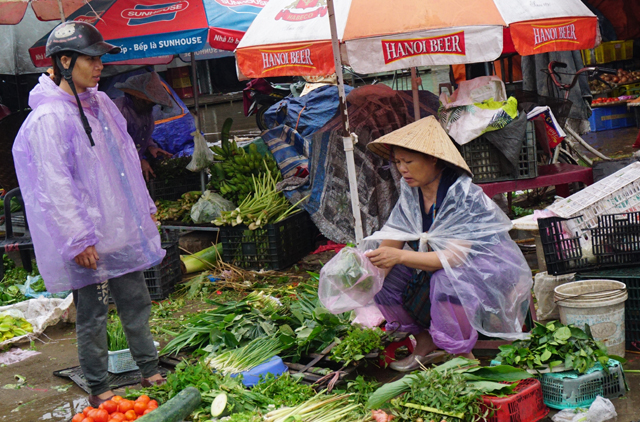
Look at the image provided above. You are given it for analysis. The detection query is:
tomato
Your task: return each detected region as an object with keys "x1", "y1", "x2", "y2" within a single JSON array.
[
  {"x1": 72, "y1": 413, "x2": 86, "y2": 422},
  {"x1": 118, "y1": 400, "x2": 134, "y2": 414},
  {"x1": 108, "y1": 420, "x2": 120, "y2": 422},
  {"x1": 124, "y1": 409, "x2": 138, "y2": 421},
  {"x1": 133, "y1": 402, "x2": 147, "y2": 415},
  {"x1": 135, "y1": 395, "x2": 150, "y2": 404},
  {"x1": 87, "y1": 410, "x2": 100, "y2": 420},
  {"x1": 142, "y1": 409, "x2": 153, "y2": 415},
  {"x1": 102, "y1": 400, "x2": 118, "y2": 414},
  {"x1": 93, "y1": 409, "x2": 109, "y2": 422},
  {"x1": 109, "y1": 412, "x2": 126, "y2": 422},
  {"x1": 147, "y1": 400, "x2": 158, "y2": 408},
  {"x1": 81, "y1": 418, "x2": 95, "y2": 422},
  {"x1": 83, "y1": 407, "x2": 95, "y2": 417},
  {"x1": 111, "y1": 396, "x2": 123, "y2": 403}
]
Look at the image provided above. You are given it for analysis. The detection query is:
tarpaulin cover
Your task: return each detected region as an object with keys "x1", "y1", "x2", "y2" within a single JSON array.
[
  {"x1": 263, "y1": 85, "x2": 354, "y2": 137},
  {"x1": 262, "y1": 125, "x2": 310, "y2": 179},
  {"x1": 103, "y1": 70, "x2": 196, "y2": 156},
  {"x1": 12, "y1": 75, "x2": 165, "y2": 293},
  {"x1": 283, "y1": 85, "x2": 440, "y2": 244},
  {"x1": 365, "y1": 175, "x2": 532, "y2": 342}
]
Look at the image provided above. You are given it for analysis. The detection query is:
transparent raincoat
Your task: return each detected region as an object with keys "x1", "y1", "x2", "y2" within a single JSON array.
[
  {"x1": 12, "y1": 75, "x2": 165, "y2": 293},
  {"x1": 365, "y1": 174, "x2": 532, "y2": 346}
]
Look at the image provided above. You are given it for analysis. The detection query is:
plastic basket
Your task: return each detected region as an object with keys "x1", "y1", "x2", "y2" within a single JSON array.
[
  {"x1": 220, "y1": 211, "x2": 313, "y2": 270},
  {"x1": 108, "y1": 242, "x2": 182, "y2": 303},
  {"x1": 479, "y1": 378, "x2": 549, "y2": 422},
  {"x1": 547, "y1": 161, "x2": 640, "y2": 233},
  {"x1": 539, "y1": 360, "x2": 627, "y2": 410},
  {"x1": 538, "y1": 211, "x2": 640, "y2": 275},
  {"x1": 576, "y1": 267, "x2": 640, "y2": 350},
  {"x1": 460, "y1": 120, "x2": 537, "y2": 183},
  {"x1": 588, "y1": 105, "x2": 635, "y2": 132},
  {"x1": 108, "y1": 341, "x2": 160, "y2": 374},
  {"x1": 147, "y1": 174, "x2": 202, "y2": 201}
]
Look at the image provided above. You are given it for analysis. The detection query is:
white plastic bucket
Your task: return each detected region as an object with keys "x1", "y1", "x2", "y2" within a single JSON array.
[{"x1": 554, "y1": 279, "x2": 627, "y2": 357}]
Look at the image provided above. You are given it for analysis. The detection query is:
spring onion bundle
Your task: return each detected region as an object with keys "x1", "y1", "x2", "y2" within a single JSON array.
[
  {"x1": 213, "y1": 163, "x2": 308, "y2": 230},
  {"x1": 205, "y1": 336, "x2": 282, "y2": 375},
  {"x1": 264, "y1": 393, "x2": 363, "y2": 422},
  {"x1": 107, "y1": 315, "x2": 128, "y2": 351}
]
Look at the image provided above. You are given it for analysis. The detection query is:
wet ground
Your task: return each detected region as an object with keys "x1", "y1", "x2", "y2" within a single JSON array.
[{"x1": 2, "y1": 104, "x2": 640, "y2": 421}]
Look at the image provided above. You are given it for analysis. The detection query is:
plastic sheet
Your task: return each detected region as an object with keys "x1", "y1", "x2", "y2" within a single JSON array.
[
  {"x1": 352, "y1": 301, "x2": 385, "y2": 329},
  {"x1": 190, "y1": 191, "x2": 235, "y2": 224},
  {"x1": 318, "y1": 247, "x2": 385, "y2": 314},
  {"x1": 365, "y1": 175, "x2": 532, "y2": 343},
  {"x1": 12, "y1": 75, "x2": 165, "y2": 293}
]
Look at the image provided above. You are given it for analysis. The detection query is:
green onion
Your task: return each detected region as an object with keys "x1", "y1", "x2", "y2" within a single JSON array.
[
  {"x1": 107, "y1": 315, "x2": 129, "y2": 351},
  {"x1": 263, "y1": 392, "x2": 364, "y2": 422},
  {"x1": 205, "y1": 336, "x2": 282, "y2": 376}
]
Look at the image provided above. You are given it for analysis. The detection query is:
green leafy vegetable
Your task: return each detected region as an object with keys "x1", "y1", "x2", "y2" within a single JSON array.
[{"x1": 330, "y1": 327, "x2": 383, "y2": 366}]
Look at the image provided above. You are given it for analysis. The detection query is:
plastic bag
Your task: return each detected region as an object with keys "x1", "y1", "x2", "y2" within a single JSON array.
[
  {"x1": 352, "y1": 301, "x2": 385, "y2": 328},
  {"x1": 364, "y1": 175, "x2": 532, "y2": 343},
  {"x1": 186, "y1": 130, "x2": 214, "y2": 172},
  {"x1": 318, "y1": 247, "x2": 385, "y2": 314},
  {"x1": 551, "y1": 396, "x2": 616, "y2": 422},
  {"x1": 17, "y1": 275, "x2": 71, "y2": 299},
  {"x1": 438, "y1": 76, "x2": 517, "y2": 145},
  {"x1": 190, "y1": 191, "x2": 236, "y2": 224},
  {"x1": 533, "y1": 272, "x2": 575, "y2": 321}
]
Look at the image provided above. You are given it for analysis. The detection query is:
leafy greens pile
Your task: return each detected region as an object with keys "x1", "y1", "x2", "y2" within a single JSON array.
[{"x1": 496, "y1": 321, "x2": 622, "y2": 374}]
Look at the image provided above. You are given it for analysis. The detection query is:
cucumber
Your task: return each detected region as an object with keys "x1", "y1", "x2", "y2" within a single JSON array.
[
  {"x1": 136, "y1": 387, "x2": 201, "y2": 422},
  {"x1": 210, "y1": 393, "x2": 228, "y2": 418}
]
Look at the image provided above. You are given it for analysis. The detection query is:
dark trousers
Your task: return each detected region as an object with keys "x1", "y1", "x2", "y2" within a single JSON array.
[{"x1": 73, "y1": 271, "x2": 158, "y2": 395}]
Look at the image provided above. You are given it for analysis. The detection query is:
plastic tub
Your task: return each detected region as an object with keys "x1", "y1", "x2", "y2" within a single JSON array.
[
  {"x1": 230, "y1": 355, "x2": 288, "y2": 387},
  {"x1": 554, "y1": 280, "x2": 627, "y2": 357}
]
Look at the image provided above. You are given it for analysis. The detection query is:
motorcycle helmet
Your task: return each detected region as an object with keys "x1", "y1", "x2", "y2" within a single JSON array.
[{"x1": 46, "y1": 22, "x2": 120, "y2": 147}]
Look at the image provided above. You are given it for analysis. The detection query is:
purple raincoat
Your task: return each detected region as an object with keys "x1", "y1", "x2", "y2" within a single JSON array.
[{"x1": 12, "y1": 75, "x2": 165, "y2": 293}]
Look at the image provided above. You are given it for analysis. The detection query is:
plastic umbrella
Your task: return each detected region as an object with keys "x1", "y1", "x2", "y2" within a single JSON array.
[
  {"x1": 0, "y1": 0, "x2": 86, "y2": 24},
  {"x1": 28, "y1": 0, "x2": 210, "y2": 67},
  {"x1": 205, "y1": 0, "x2": 270, "y2": 51},
  {"x1": 236, "y1": 0, "x2": 599, "y2": 243}
]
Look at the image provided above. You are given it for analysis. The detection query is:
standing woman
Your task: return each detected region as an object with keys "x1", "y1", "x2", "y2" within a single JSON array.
[
  {"x1": 365, "y1": 116, "x2": 532, "y2": 372},
  {"x1": 12, "y1": 22, "x2": 166, "y2": 406}
]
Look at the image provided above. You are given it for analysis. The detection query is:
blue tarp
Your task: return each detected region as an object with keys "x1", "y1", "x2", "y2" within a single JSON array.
[
  {"x1": 103, "y1": 69, "x2": 196, "y2": 156},
  {"x1": 263, "y1": 85, "x2": 353, "y2": 137}
]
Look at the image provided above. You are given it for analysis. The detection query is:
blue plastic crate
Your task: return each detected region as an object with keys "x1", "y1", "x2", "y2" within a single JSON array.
[{"x1": 588, "y1": 105, "x2": 635, "y2": 132}]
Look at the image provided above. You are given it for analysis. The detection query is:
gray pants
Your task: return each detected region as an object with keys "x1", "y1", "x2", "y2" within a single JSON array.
[{"x1": 73, "y1": 271, "x2": 159, "y2": 395}]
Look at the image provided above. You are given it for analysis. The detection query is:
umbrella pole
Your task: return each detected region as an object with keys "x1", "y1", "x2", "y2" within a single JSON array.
[
  {"x1": 191, "y1": 52, "x2": 206, "y2": 192},
  {"x1": 411, "y1": 67, "x2": 420, "y2": 120},
  {"x1": 57, "y1": 0, "x2": 65, "y2": 21},
  {"x1": 327, "y1": 0, "x2": 364, "y2": 245}
]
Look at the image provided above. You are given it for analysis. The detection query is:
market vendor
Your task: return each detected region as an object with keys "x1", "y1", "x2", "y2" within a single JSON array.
[
  {"x1": 114, "y1": 71, "x2": 174, "y2": 180},
  {"x1": 364, "y1": 116, "x2": 532, "y2": 372},
  {"x1": 12, "y1": 21, "x2": 167, "y2": 406}
]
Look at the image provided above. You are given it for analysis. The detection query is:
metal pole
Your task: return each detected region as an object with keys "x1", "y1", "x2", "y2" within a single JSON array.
[
  {"x1": 190, "y1": 52, "x2": 206, "y2": 192},
  {"x1": 57, "y1": 0, "x2": 65, "y2": 21},
  {"x1": 410, "y1": 67, "x2": 420, "y2": 120},
  {"x1": 327, "y1": 0, "x2": 363, "y2": 244}
]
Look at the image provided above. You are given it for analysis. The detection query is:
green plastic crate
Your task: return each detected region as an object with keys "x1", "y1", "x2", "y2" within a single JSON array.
[{"x1": 539, "y1": 360, "x2": 627, "y2": 410}]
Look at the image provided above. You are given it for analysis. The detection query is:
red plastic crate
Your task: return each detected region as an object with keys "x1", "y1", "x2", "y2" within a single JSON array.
[{"x1": 480, "y1": 378, "x2": 549, "y2": 422}]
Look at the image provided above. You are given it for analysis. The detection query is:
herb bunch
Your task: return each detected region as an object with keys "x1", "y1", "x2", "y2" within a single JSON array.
[{"x1": 330, "y1": 327, "x2": 384, "y2": 366}]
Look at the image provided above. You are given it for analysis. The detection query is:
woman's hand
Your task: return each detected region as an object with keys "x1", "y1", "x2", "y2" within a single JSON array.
[
  {"x1": 365, "y1": 247, "x2": 405, "y2": 269},
  {"x1": 74, "y1": 245, "x2": 99, "y2": 270}
]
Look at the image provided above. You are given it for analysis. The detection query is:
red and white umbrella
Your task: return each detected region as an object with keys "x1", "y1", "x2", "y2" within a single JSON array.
[
  {"x1": 237, "y1": 0, "x2": 599, "y2": 78},
  {"x1": 0, "y1": 0, "x2": 86, "y2": 24},
  {"x1": 236, "y1": 0, "x2": 599, "y2": 243}
]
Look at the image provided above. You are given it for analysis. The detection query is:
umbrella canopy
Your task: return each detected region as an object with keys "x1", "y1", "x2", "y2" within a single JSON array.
[
  {"x1": 236, "y1": 0, "x2": 598, "y2": 78},
  {"x1": 29, "y1": 0, "x2": 210, "y2": 67},
  {"x1": 205, "y1": 0, "x2": 270, "y2": 51},
  {"x1": 0, "y1": 0, "x2": 86, "y2": 24}
]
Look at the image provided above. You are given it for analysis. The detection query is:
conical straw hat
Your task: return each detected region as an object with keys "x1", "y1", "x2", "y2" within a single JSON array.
[{"x1": 367, "y1": 115, "x2": 472, "y2": 176}]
